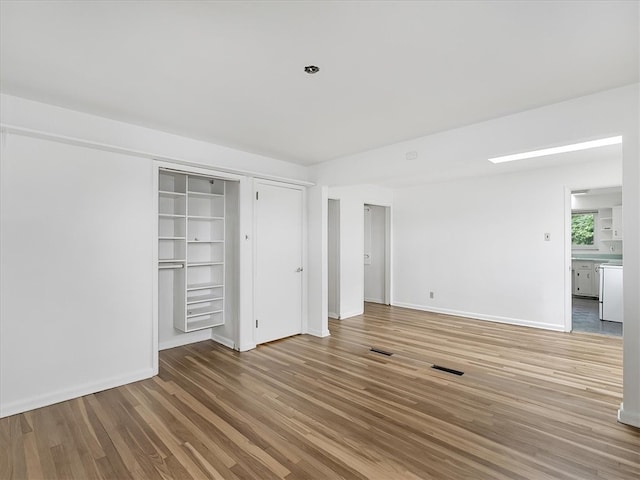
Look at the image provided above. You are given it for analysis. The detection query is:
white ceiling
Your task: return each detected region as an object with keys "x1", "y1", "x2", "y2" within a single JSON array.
[{"x1": 1, "y1": 1, "x2": 638, "y2": 165}]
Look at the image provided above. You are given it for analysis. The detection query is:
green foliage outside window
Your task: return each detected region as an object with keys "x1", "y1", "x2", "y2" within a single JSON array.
[{"x1": 572, "y1": 213, "x2": 595, "y2": 245}]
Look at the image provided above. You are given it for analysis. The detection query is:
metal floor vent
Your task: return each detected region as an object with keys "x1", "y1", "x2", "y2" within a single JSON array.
[
  {"x1": 432, "y1": 365, "x2": 464, "y2": 376},
  {"x1": 370, "y1": 347, "x2": 393, "y2": 356}
]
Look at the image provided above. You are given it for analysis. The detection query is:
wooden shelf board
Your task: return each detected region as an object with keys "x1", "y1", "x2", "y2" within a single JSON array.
[
  {"x1": 159, "y1": 259, "x2": 186, "y2": 263},
  {"x1": 187, "y1": 262, "x2": 224, "y2": 267},
  {"x1": 159, "y1": 237, "x2": 186, "y2": 240},
  {"x1": 159, "y1": 214, "x2": 185, "y2": 218},
  {"x1": 188, "y1": 240, "x2": 224, "y2": 243}
]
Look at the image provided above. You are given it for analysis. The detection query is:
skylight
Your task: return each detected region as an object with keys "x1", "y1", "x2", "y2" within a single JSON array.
[{"x1": 488, "y1": 136, "x2": 622, "y2": 164}]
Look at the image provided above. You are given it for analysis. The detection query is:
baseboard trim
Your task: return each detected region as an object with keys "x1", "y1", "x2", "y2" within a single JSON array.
[
  {"x1": 159, "y1": 329, "x2": 212, "y2": 351},
  {"x1": 618, "y1": 403, "x2": 640, "y2": 428},
  {"x1": 307, "y1": 328, "x2": 331, "y2": 338},
  {"x1": 0, "y1": 368, "x2": 154, "y2": 418},
  {"x1": 364, "y1": 297, "x2": 384, "y2": 304},
  {"x1": 238, "y1": 343, "x2": 256, "y2": 352},
  {"x1": 392, "y1": 302, "x2": 565, "y2": 332},
  {"x1": 328, "y1": 311, "x2": 339, "y2": 319},
  {"x1": 210, "y1": 332, "x2": 235, "y2": 350},
  {"x1": 339, "y1": 309, "x2": 364, "y2": 320}
]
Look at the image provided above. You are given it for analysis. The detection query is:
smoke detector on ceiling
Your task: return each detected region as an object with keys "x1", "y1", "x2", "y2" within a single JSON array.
[{"x1": 304, "y1": 65, "x2": 320, "y2": 74}]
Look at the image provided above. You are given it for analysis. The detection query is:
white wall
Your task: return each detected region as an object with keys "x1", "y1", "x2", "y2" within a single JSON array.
[
  {"x1": 328, "y1": 185, "x2": 393, "y2": 318},
  {"x1": 314, "y1": 83, "x2": 640, "y2": 428},
  {"x1": 393, "y1": 158, "x2": 621, "y2": 330},
  {"x1": 364, "y1": 204, "x2": 386, "y2": 303},
  {"x1": 1, "y1": 94, "x2": 309, "y2": 183},
  {"x1": 306, "y1": 185, "x2": 329, "y2": 337},
  {"x1": 0, "y1": 134, "x2": 155, "y2": 417},
  {"x1": 620, "y1": 93, "x2": 640, "y2": 428},
  {"x1": 0, "y1": 95, "x2": 312, "y2": 417}
]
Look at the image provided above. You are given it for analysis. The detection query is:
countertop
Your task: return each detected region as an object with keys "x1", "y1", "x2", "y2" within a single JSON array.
[{"x1": 572, "y1": 256, "x2": 623, "y2": 266}]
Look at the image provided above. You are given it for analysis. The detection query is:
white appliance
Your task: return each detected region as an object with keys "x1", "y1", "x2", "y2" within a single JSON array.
[{"x1": 599, "y1": 264, "x2": 623, "y2": 323}]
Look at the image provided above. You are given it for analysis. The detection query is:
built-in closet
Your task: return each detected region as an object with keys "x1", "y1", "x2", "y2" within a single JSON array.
[{"x1": 158, "y1": 168, "x2": 239, "y2": 350}]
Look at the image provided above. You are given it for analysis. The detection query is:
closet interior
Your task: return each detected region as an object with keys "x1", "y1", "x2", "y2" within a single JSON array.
[{"x1": 158, "y1": 168, "x2": 238, "y2": 348}]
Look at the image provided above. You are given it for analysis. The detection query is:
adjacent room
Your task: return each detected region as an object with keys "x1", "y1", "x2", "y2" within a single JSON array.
[{"x1": 1, "y1": 1, "x2": 639, "y2": 479}]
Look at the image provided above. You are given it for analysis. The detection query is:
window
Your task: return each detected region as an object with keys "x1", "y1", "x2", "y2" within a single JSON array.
[{"x1": 572, "y1": 211, "x2": 596, "y2": 247}]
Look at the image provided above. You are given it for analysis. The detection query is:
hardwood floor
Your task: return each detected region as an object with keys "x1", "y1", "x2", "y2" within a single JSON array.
[{"x1": 1, "y1": 303, "x2": 639, "y2": 479}]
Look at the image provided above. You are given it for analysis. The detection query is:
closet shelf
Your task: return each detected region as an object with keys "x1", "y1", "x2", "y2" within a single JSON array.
[
  {"x1": 187, "y1": 295, "x2": 223, "y2": 305},
  {"x1": 187, "y1": 317, "x2": 224, "y2": 331},
  {"x1": 188, "y1": 215, "x2": 224, "y2": 220},
  {"x1": 160, "y1": 169, "x2": 226, "y2": 333},
  {"x1": 187, "y1": 282, "x2": 224, "y2": 291},
  {"x1": 188, "y1": 191, "x2": 224, "y2": 198},
  {"x1": 187, "y1": 307, "x2": 224, "y2": 319},
  {"x1": 159, "y1": 190, "x2": 186, "y2": 197}
]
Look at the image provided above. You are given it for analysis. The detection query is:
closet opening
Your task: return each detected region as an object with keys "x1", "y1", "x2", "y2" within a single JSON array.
[{"x1": 157, "y1": 167, "x2": 241, "y2": 352}]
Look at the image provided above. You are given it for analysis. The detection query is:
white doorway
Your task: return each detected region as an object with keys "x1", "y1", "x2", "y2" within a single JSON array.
[
  {"x1": 566, "y1": 185, "x2": 623, "y2": 336},
  {"x1": 364, "y1": 204, "x2": 391, "y2": 305},
  {"x1": 254, "y1": 181, "x2": 304, "y2": 344},
  {"x1": 328, "y1": 199, "x2": 340, "y2": 319}
]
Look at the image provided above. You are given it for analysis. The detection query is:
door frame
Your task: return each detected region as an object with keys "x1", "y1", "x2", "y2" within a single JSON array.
[
  {"x1": 153, "y1": 161, "x2": 245, "y2": 372},
  {"x1": 328, "y1": 198, "x2": 341, "y2": 319},
  {"x1": 252, "y1": 178, "x2": 307, "y2": 344},
  {"x1": 564, "y1": 183, "x2": 623, "y2": 333},
  {"x1": 363, "y1": 203, "x2": 392, "y2": 306}
]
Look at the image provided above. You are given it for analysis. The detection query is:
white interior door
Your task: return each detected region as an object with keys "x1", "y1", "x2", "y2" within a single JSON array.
[
  {"x1": 364, "y1": 204, "x2": 387, "y2": 304},
  {"x1": 255, "y1": 182, "x2": 303, "y2": 344}
]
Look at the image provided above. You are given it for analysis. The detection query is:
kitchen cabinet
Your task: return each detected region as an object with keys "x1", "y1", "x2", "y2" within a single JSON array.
[
  {"x1": 572, "y1": 260, "x2": 598, "y2": 297},
  {"x1": 611, "y1": 206, "x2": 623, "y2": 240}
]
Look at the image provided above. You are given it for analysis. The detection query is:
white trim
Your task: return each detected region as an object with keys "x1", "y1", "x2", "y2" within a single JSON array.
[
  {"x1": 0, "y1": 124, "x2": 314, "y2": 187},
  {"x1": 306, "y1": 328, "x2": 331, "y2": 338},
  {"x1": 328, "y1": 312, "x2": 339, "y2": 319},
  {"x1": 564, "y1": 187, "x2": 573, "y2": 332},
  {"x1": 385, "y1": 206, "x2": 392, "y2": 305},
  {"x1": 159, "y1": 330, "x2": 213, "y2": 351},
  {"x1": 364, "y1": 297, "x2": 385, "y2": 303},
  {"x1": 210, "y1": 332, "x2": 236, "y2": 350},
  {"x1": 392, "y1": 302, "x2": 565, "y2": 332},
  {"x1": 618, "y1": 403, "x2": 640, "y2": 428},
  {"x1": 152, "y1": 163, "x2": 160, "y2": 374},
  {"x1": 238, "y1": 342, "x2": 257, "y2": 352},
  {"x1": 0, "y1": 368, "x2": 154, "y2": 418},
  {"x1": 340, "y1": 309, "x2": 364, "y2": 320}
]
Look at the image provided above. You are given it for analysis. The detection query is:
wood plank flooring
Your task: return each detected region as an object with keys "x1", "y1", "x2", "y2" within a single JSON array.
[{"x1": 2, "y1": 303, "x2": 639, "y2": 479}]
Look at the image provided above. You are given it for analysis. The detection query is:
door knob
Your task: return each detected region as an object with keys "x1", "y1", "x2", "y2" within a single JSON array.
[{"x1": 296, "y1": 267, "x2": 303, "y2": 272}]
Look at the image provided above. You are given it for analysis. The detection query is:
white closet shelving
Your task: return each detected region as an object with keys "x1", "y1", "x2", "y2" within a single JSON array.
[{"x1": 159, "y1": 170, "x2": 225, "y2": 332}]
